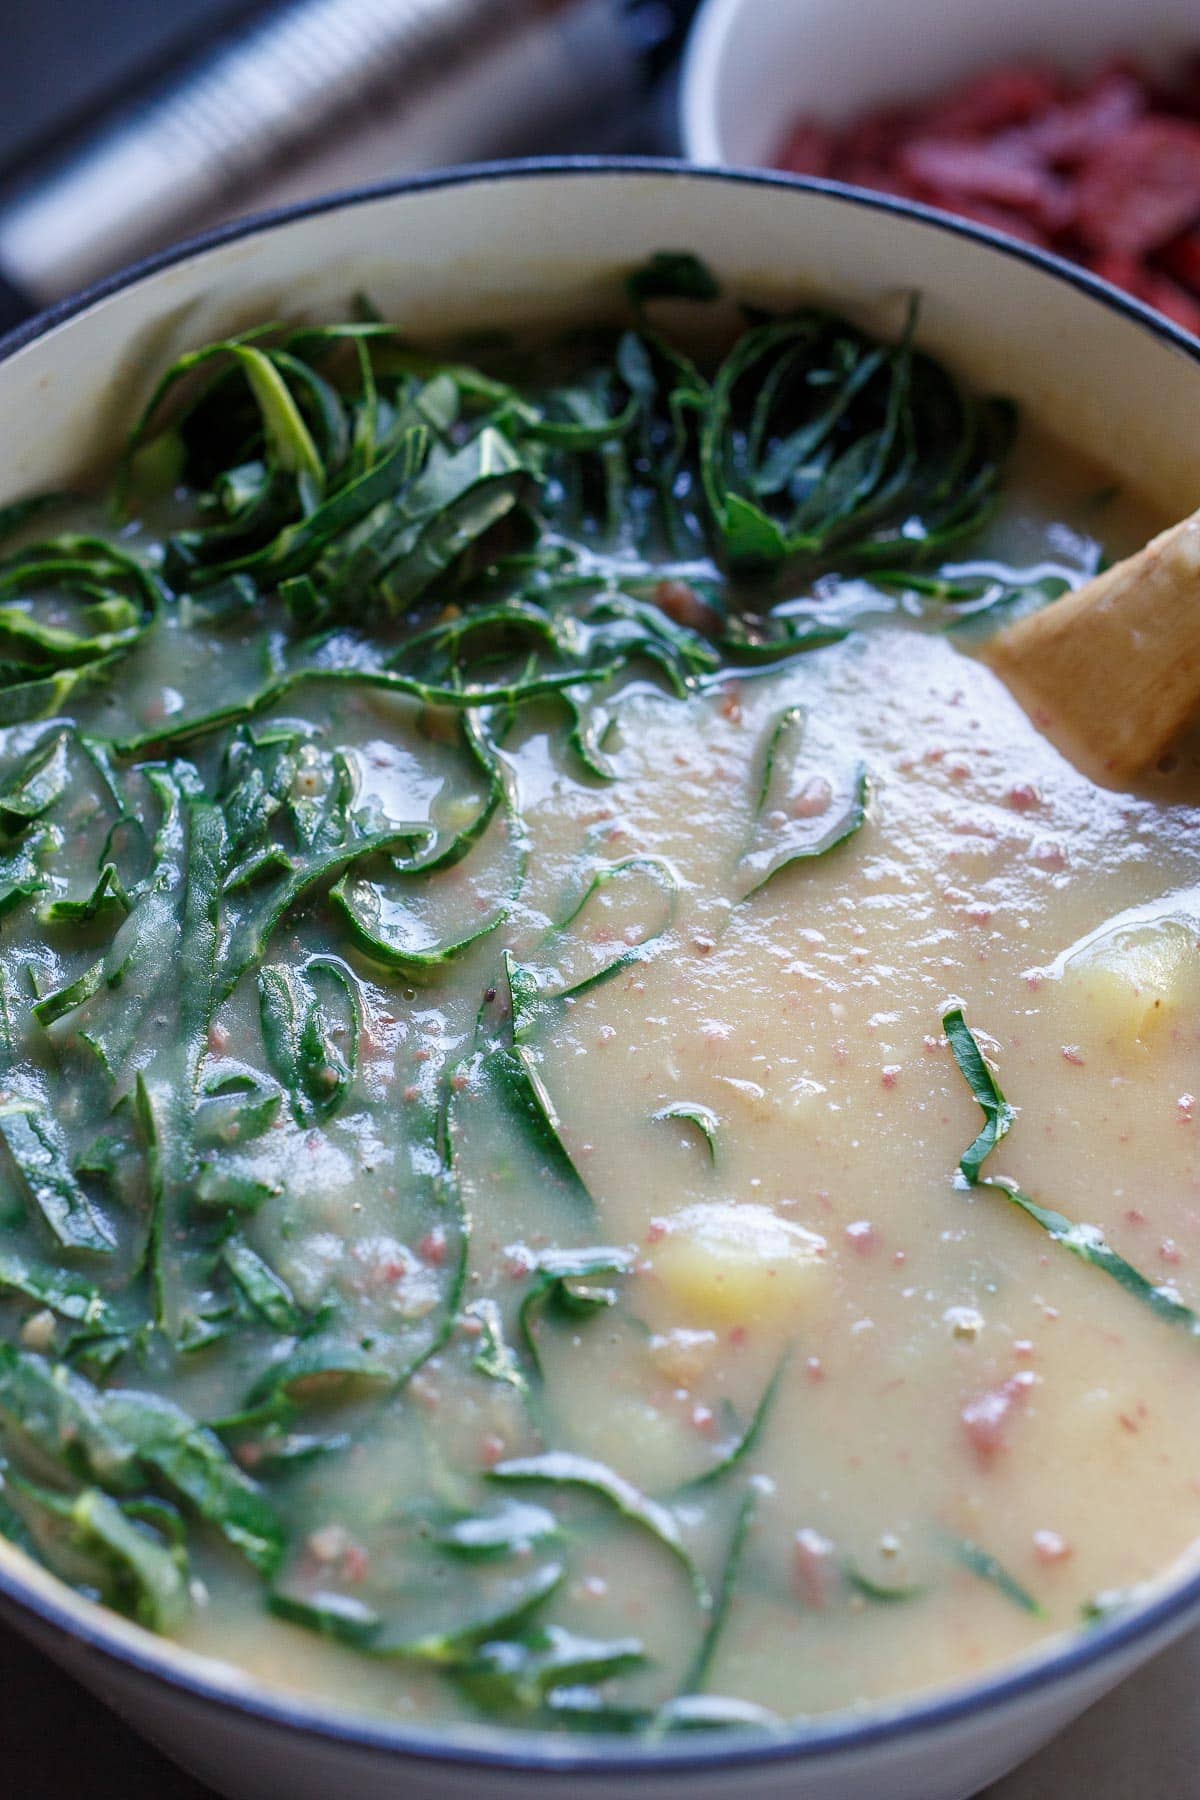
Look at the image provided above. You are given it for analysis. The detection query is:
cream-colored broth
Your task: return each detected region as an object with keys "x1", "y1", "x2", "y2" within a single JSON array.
[
  {"x1": 527, "y1": 623, "x2": 1200, "y2": 1711},
  {"x1": 172, "y1": 443, "x2": 1200, "y2": 1720},
  {"x1": 4, "y1": 374, "x2": 1199, "y2": 1731}
]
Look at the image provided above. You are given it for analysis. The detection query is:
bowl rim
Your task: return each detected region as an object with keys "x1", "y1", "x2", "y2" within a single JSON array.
[
  {"x1": 677, "y1": 0, "x2": 1200, "y2": 167},
  {"x1": 2, "y1": 153, "x2": 1200, "y2": 1778},
  {"x1": 679, "y1": 0, "x2": 747, "y2": 164}
]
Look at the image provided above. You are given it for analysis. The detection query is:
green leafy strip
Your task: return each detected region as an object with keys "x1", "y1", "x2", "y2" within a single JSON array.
[
  {"x1": 466, "y1": 1298, "x2": 528, "y2": 1397},
  {"x1": 980, "y1": 1179, "x2": 1200, "y2": 1336},
  {"x1": 453, "y1": 1625, "x2": 647, "y2": 1717},
  {"x1": 944, "y1": 1009, "x2": 1200, "y2": 1336},
  {"x1": 516, "y1": 1246, "x2": 635, "y2": 1376},
  {"x1": 0, "y1": 537, "x2": 161, "y2": 725},
  {"x1": 842, "y1": 1560, "x2": 925, "y2": 1603},
  {"x1": 331, "y1": 747, "x2": 525, "y2": 980},
  {"x1": 948, "y1": 1535, "x2": 1044, "y2": 1618},
  {"x1": 0, "y1": 1347, "x2": 283, "y2": 1578},
  {"x1": 429, "y1": 1499, "x2": 561, "y2": 1562},
  {"x1": 0, "y1": 1253, "x2": 111, "y2": 1330},
  {"x1": 489, "y1": 1451, "x2": 710, "y2": 1608},
  {"x1": 0, "y1": 1100, "x2": 117, "y2": 1254},
  {"x1": 531, "y1": 854, "x2": 680, "y2": 1002},
  {"x1": 738, "y1": 705, "x2": 868, "y2": 900},
  {"x1": 484, "y1": 951, "x2": 595, "y2": 1213},
  {"x1": 674, "y1": 1353, "x2": 789, "y2": 1494},
  {"x1": 258, "y1": 956, "x2": 361, "y2": 1127},
  {"x1": 942, "y1": 1007, "x2": 1015, "y2": 1183},
  {"x1": 652, "y1": 1102, "x2": 718, "y2": 1163},
  {"x1": 8, "y1": 1475, "x2": 187, "y2": 1631},
  {"x1": 678, "y1": 1487, "x2": 757, "y2": 1697},
  {"x1": 269, "y1": 1559, "x2": 565, "y2": 1659}
]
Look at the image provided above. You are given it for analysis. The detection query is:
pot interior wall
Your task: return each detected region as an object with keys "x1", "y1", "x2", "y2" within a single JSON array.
[{"x1": 3, "y1": 169, "x2": 1199, "y2": 522}]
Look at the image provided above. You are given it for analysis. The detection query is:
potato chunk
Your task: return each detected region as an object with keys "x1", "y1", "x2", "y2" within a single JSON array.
[
  {"x1": 1057, "y1": 916, "x2": 1200, "y2": 1046},
  {"x1": 647, "y1": 1201, "x2": 829, "y2": 1329}
]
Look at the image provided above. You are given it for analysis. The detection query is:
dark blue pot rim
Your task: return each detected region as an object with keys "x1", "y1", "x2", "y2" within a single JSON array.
[{"x1": 1, "y1": 155, "x2": 1198, "y2": 1779}]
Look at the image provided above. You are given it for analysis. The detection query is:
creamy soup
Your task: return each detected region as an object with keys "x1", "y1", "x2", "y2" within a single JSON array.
[{"x1": 0, "y1": 259, "x2": 1196, "y2": 1736}]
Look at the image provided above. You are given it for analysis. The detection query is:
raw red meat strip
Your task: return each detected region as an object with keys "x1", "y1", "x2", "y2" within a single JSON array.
[{"x1": 1076, "y1": 118, "x2": 1200, "y2": 256}]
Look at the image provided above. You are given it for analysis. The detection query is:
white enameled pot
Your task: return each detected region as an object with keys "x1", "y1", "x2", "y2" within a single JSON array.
[{"x1": 2, "y1": 161, "x2": 1200, "y2": 1800}]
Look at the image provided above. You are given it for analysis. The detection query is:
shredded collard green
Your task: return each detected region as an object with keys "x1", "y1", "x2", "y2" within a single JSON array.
[{"x1": 944, "y1": 1008, "x2": 1200, "y2": 1338}]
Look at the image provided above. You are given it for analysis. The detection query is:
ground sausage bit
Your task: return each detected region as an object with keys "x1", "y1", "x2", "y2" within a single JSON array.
[
  {"x1": 961, "y1": 1370, "x2": 1037, "y2": 1464},
  {"x1": 793, "y1": 1527, "x2": 837, "y2": 1609},
  {"x1": 651, "y1": 578, "x2": 721, "y2": 635}
]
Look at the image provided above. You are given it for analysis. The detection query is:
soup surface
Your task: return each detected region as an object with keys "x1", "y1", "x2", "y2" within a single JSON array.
[{"x1": 0, "y1": 261, "x2": 1197, "y2": 1737}]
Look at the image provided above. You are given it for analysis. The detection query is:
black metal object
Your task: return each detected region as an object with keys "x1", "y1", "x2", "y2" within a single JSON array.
[
  {"x1": 0, "y1": 1, "x2": 273, "y2": 183},
  {"x1": 0, "y1": 270, "x2": 36, "y2": 335},
  {"x1": 0, "y1": 0, "x2": 700, "y2": 317},
  {"x1": 625, "y1": 0, "x2": 701, "y2": 82}
]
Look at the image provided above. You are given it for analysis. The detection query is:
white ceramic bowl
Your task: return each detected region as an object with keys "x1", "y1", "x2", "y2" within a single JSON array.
[
  {"x1": 681, "y1": 0, "x2": 1200, "y2": 170},
  {"x1": 3, "y1": 160, "x2": 1200, "y2": 1800}
]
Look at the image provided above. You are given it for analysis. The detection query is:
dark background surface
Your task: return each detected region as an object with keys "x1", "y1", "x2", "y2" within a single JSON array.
[
  {"x1": 5, "y1": 1608, "x2": 1200, "y2": 1798},
  {"x1": 0, "y1": 0, "x2": 269, "y2": 180},
  {"x1": 1, "y1": 1620, "x2": 214, "y2": 1797}
]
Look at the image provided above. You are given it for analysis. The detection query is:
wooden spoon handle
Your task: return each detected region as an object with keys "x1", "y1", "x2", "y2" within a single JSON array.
[{"x1": 986, "y1": 508, "x2": 1200, "y2": 783}]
